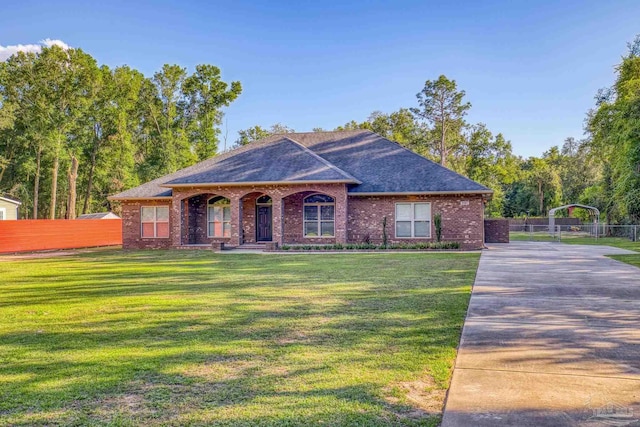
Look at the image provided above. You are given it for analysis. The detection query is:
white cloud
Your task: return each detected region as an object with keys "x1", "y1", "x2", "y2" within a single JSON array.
[
  {"x1": 40, "y1": 38, "x2": 70, "y2": 50},
  {"x1": 0, "y1": 39, "x2": 70, "y2": 62}
]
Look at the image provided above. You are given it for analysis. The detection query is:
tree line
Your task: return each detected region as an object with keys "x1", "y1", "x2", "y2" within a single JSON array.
[
  {"x1": 234, "y1": 80, "x2": 591, "y2": 219},
  {"x1": 1, "y1": 36, "x2": 639, "y2": 222},
  {"x1": 0, "y1": 45, "x2": 241, "y2": 218}
]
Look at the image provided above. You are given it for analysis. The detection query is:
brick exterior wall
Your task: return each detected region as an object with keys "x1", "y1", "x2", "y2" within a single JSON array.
[
  {"x1": 119, "y1": 186, "x2": 486, "y2": 250},
  {"x1": 121, "y1": 200, "x2": 173, "y2": 249},
  {"x1": 242, "y1": 195, "x2": 258, "y2": 244},
  {"x1": 283, "y1": 191, "x2": 338, "y2": 244},
  {"x1": 347, "y1": 194, "x2": 485, "y2": 249},
  {"x1": 484, "y1": 219, "x2": 510, "y2": 243}
]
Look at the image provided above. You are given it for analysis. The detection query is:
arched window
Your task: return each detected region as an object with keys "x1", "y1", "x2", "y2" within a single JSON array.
[
  {"x1": 303, "y1": 194, "x2": 335, "y2": 237},
  {"x1": 208, "y1": 196, "x2": 231, "y2": 237},
  {"x1": 256, "y1": 195, "x2": 272, "y2": 205}
]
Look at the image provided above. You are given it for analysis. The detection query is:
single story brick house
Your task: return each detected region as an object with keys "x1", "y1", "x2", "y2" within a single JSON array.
[{"x1": 109, "y1": 130, "x2": 492, "y2": 250}]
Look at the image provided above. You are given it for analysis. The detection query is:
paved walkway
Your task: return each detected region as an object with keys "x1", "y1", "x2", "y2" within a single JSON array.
[{"x1": 442, "y1": 242, "x2": 640, "y2": 427}]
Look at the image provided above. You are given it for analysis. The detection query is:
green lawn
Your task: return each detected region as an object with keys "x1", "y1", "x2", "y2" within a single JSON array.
[
  {"x1": 0, "y1": 250, "x2": 478, "y2": 426},
  {"x1": 510, "y1": 231, "x2": 640, "y2": 251},
  {"x1": 509, "y1": 231, "x2": 557, "y2": 242},
  {"x1": 561, "y1": 236, "x2": 640, "y2": 251}
]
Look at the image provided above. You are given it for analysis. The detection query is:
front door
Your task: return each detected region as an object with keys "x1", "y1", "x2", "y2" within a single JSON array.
[{"x1": 256, "y1": 205, "x2": 272, "y2": 241}]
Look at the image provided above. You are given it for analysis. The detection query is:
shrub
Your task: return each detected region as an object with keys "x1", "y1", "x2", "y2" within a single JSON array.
[
  {"x1": 434, "y1": 213, "x2": 442, "y2": 242},
  {"x1": 382, "y1": 217, "x2": 388, "y2": 248},
  {"x1": 276, "y1": 241, "x2": 461, "y2": 251}
]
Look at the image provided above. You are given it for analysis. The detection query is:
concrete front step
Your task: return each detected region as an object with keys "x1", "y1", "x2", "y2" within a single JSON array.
[{"x1": 237, "y1": 244, "x2": 267, "y2": 250}]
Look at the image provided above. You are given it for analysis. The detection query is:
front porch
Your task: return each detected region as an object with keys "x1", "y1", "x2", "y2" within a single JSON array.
[{"x1": 171, "y1": 185, "x2": 348, "y2": 248}]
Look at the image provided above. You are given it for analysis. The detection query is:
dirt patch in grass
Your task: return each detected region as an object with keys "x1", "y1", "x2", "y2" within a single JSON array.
[
  {"x1": 91, "y1": 393, "x2": 149, "y2": 420},
  {"x1": 384, "y1": 376, "x2": 445, "y2": 418}
]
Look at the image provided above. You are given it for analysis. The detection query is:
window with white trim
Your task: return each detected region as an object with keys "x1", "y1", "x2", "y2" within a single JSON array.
[
  {"x1": 141, "y1": 206, "x2": 169, "y2": 238},
  {"x1": 303, "y1": 194, "x2": 335, "y2": 237},
  {"x1": 207, "y1": 196, "x2": 231, "y2": 237},
  {"x1": 395, "y1": 202, "x2": 431, "y2": 238},
  {"x1": 0, "y1": 208, "x2": 5, "y2": 220}
]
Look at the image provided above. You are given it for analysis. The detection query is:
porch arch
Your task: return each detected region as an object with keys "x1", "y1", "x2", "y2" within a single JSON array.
[
  {"x1": 239, "y1": 191, "x2": 274, "y2": 244},
  {"x1": 180, "y1": 192, "x2": 232, "y2": 245}
]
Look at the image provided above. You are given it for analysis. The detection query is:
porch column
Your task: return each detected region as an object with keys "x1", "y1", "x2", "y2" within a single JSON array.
[
  {"x1": 170, "y1": 196, "x2": 183, "y2": 248},
  {"x1": 272, "y1": 196, "x2": 284, "y2": 246},
  {"x1": 335, "y1": 190, "x2": 348, "y2": 244},
  {"x1": 230, "y1": 196, "x2": 242, "y2": 247},
  {"x1": 181, "y1": 198, "x2": 189, "y2": 245}
]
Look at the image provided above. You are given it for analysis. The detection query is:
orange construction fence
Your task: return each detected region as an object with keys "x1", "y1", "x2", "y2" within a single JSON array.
[{"x1": 0, "y1": 219, "x2": 122, "y2": 253}]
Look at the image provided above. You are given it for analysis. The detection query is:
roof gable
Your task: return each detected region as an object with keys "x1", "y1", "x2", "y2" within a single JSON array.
[
  {"x1": 164, "y1": 137, "x2": 359, "y2": 186},
  {"x1": 285, "y1": 131, "x2": 492, "y2": 194}
]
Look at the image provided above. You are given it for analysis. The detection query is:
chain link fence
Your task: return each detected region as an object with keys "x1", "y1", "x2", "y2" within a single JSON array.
[{"x1": 509, "y1": 224, "x2": 639, "y2": 242}]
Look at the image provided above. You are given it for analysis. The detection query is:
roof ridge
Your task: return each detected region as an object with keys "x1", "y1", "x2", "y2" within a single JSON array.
[
  {"x1": 282, "y1": 136, "x2": 362, "y2": 184},
  {"x1": 271, "y1": 129, "x2": 370, "y2": 137}
]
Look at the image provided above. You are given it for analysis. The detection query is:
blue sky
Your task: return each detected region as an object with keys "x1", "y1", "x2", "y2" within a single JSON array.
[{"x1": 2, "y1": 0, "x2": 639, "y2": 157}]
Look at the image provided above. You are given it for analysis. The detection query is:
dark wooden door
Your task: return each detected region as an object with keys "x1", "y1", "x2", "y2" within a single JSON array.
[{"x1": 256, "y1": 205, "x2": 272, "y2": 241}]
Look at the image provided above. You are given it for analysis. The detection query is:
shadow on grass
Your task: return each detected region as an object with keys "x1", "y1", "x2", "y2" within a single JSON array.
[{"x1": 0, "y1": 251, "x2": 477, "y2": 426}]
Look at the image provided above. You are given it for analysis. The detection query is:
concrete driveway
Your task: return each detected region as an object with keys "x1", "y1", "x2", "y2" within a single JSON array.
[{"x1": 442, "y1": 242, "x2": 640, "y2": 427}]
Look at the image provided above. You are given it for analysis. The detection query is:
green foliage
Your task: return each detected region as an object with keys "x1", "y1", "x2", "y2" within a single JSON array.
[
  {"x1": 0, "y1": 46, "x2": 241, "y2": 218},
  {"x1": 382, "y1": 216, "x2": 388, "y2": 248},
  {"x1": 434, "y1": 213, "x2": 442, "y2": 242},
  {"x1": 524, "y1": 157, "x2": 562, "y2": 215},
  {"x1": 234, "y1": 123, "x2": 294, "y2": 147},
  {"x1": 411, "y1": 75, "x2": 471, "y2": 167},
  {"x1": 585, "y1": 34, "x2": 640, "y2": 223},
  {"x1": 279, "y1": 241, "x2": 461, "y2": 251}
]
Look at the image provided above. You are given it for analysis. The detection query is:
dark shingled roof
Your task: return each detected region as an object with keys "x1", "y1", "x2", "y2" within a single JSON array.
[
  {"x1": 263, "y1": 130, "x2": 491, "y2": 194},
  {"x1": 110, "y1": 130, "x2": 491, "y2": 200},
  {"x1": 165, "y1": 137, "x2": 359, "y2": 186}
]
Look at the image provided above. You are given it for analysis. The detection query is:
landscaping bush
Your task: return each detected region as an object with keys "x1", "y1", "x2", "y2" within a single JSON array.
[{"x1": 279, "y1": 241, "x2": 461, "y2": 251}]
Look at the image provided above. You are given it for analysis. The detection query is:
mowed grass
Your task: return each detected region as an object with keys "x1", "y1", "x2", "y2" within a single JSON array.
[
  {"x1": 511, "y1": 230, "x2": 640, "y2": 268},
  {"x1": 0, "y1": 250, "x2": 479, "y2": 427},
  {"x1": 510, "y1": 230, "x2": 640, "y2": 251},
  {"x1": 562, "y1": 236, "x2": 640, "y2": 252}
]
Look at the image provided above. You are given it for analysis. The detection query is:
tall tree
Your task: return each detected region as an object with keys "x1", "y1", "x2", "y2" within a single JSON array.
[
  {"x1": 81, "y1": 65, "x2": 144, "y2": 214},
  {"x1": 182, "y1": 64, "x2": 242, "y2": 159},
  {"x1": 140, "y1": 64, "x2": 241, "y2": 180},
  {"x1": 525, "y1": 157, "x2": 562, "y2": 215},
  {"x1": 587, "y1": 34, "x2": 640, "y2": 223},
  {"x1": 234, "y1": 123, "x2": 294, "y2": 147},
  {"x1": 29, "y1": 46, "x2": 99, "y2": 218},
  {"x1": 1, "y1": 46, "x2": 241, "y2": 217},
  {"x1": 463, "y1": 124, "x2": 520, "y2": 216},
  {"x1": 411, "y1": 75, "x2": 471, "y2": 167}
]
